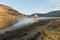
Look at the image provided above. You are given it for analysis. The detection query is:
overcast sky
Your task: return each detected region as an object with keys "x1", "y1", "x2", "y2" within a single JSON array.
[{"x1": 0, "y1": 0, "x2": 60, "y2": 15}]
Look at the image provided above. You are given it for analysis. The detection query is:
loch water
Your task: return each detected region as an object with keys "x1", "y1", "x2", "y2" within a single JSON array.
[{"x1": 0, "y1": 17, "x2": 60, "y2": 34}]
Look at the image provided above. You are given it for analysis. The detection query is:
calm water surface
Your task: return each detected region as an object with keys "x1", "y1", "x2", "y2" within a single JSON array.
[{"x1": 0, "y1": 17, "x2": 60, "y2": 34}]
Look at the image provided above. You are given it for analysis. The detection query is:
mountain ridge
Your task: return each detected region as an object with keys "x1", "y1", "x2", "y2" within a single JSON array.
[
  {"x1": 0, "y1": 4, "x2": 28, "y2": 29},
  {"x1": 30, "y1": 10, "x2": 60, "y2": 17},
  {"x1": 0, "y1": 4, "x2": 28, "y2": 18}
]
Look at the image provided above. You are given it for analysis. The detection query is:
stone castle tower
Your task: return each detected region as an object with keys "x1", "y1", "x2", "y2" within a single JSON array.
[{"x1": 33, "y1": 13, "x2": 38, "y2": 18}]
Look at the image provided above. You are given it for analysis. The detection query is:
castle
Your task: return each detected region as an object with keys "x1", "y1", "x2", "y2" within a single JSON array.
[{"x1": 32, "y1": 13, "x2": 38, "y2": 18}]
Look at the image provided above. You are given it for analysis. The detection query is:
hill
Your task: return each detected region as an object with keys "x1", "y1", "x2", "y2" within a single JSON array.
[
  {"x1": 45, "y1": 10, "x2": 60, "y2": 17},
  {"x1": 0, "y1": 4, "x2": 28, "y2": 18},
  {"x1": 30, "y1": 13, "x2": 46, "y2": 17},
  {"x1": 30, "y1": 10, "x2": 60, "y2": 17},
  {"x1": 0, "y1": 4, "x2": 28, "y2": 29}
]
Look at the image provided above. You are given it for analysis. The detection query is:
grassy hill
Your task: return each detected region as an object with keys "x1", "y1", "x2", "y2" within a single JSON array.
[{"x1": 0, "y1": 4, "x2": 28, "y2": 29}]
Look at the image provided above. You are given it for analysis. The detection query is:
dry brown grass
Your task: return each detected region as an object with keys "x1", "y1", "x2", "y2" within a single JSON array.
[
  {"x1": 0, "y1": 18, "x2": 60, "y2": 40},
  {"x1": 36, "y1": 18, "x2": 60, "y2": 40}
]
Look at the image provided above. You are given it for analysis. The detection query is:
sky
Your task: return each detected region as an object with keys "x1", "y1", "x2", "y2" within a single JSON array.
[{"x1": 0, "y1": 0, "x2": 60, "y2": 15}]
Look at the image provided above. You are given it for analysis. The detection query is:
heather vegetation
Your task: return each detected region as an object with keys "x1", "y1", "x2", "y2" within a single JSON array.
[{"x1": 0, "y1": 18, "x2": 60, "y2": 40}]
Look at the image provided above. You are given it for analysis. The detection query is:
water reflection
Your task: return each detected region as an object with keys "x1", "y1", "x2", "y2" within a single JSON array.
[{"x1": 0, "y1": 17, "x2": 60, "y2": 34}]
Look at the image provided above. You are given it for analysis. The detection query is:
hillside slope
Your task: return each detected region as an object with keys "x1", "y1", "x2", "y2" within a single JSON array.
[
  {"x1": 0, "y1": 4, "x2": 28, "y2": 29},
  {"x1": 30, "y1": 10, "x2": 60, "y2": 17}
]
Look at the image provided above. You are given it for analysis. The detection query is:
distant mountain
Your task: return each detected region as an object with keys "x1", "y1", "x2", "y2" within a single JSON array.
[
  {"x1": 30, "y1": 13, "x2": 46, "y2": 17},
  {"x1": 31, "y1": 13, "x2": 45, "y2": 17},
  {"x1": 30, "y1": 10, "x2": 60, "y2": 17},
  {"x1": 45, "y1": 10, "x2": 60, "y2": 17}
]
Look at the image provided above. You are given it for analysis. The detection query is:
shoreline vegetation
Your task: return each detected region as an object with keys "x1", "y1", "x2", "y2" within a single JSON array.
[{"x1": 0, "y1": 18, "x2": 60, "y2": 40}]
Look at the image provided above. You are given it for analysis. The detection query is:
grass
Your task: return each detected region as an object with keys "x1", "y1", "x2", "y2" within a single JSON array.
[
  {"x1": 0, "y1": 18, "x2": 60, "y2": 40},
  {"x1": 36, "y1": 18, "x2": 60, "y2": 40}
]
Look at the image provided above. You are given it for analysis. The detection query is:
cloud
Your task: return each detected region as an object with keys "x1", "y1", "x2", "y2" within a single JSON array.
[
  {"x1": 51, "y1": 0, "x2": 60, "y2": 1},
  {"x1": 51, "y1": 0, "x2": 60, "y2": 9},
  {"x1": 31, "y1": 6, "x2": 44, "y2": 13},
  {"x1": 54, "y1": 4, "x2": 60, "y2": 8},
  {"x1": 50, "y1": 0, "x2": 59, "y2": 2}
]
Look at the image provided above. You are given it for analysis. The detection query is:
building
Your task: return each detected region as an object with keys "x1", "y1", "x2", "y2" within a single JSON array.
[{"x1": 32, "y1": 13, "x2": 38, "y2": 18}]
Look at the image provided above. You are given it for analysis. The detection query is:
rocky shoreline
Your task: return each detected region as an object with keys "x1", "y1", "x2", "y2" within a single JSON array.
[{"x1": 0, "y1": 18, "x2": 60, "y2": 40}]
